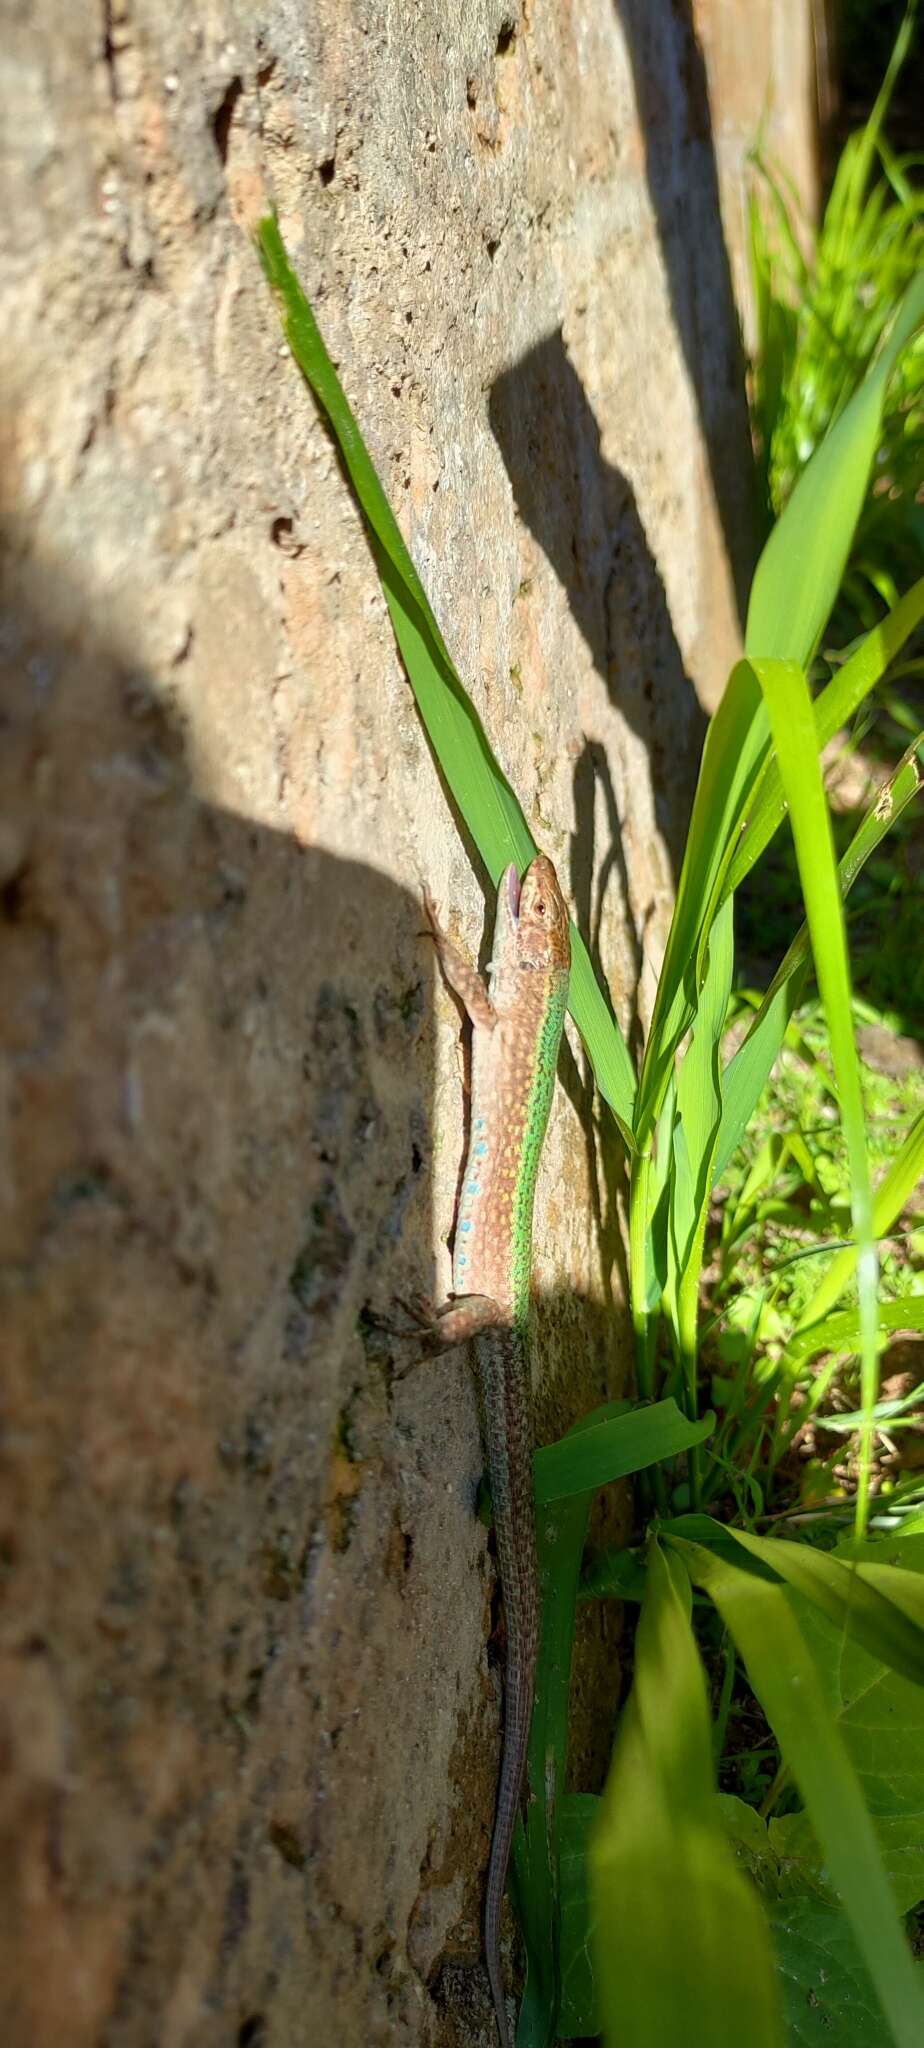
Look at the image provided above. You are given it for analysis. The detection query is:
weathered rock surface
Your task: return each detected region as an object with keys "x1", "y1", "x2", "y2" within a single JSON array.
[{"x1": 1, "y1": 2, "x2": 809, "y2": 2041}]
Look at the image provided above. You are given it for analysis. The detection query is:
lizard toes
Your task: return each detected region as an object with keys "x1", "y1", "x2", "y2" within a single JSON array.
[{"x1": 395, "y1": 1289, "x2": 437, "y2": 1329}]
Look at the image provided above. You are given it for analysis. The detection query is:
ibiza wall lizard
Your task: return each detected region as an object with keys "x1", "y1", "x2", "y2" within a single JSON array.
[{"x1": 414, "y1": 855, "x2": 570, "y2": 2048}]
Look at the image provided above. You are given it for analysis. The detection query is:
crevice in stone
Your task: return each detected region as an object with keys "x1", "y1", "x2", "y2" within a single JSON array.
[{"x1": 213, "y1": 75, "x2": 243, "y2": 166}]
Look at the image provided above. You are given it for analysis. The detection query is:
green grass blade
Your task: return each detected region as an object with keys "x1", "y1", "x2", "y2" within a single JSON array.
[
  {"x1": 778, "y1": 1302, "x2": 921, "y2": 1449},
  {"x1": 748, "y1": 657, "x2": 879, "y2": 1533},
  {"x1": 714, "y1": 734, "x2": 924, "y2": 1182},
  {"x1": 746, "y1": 271, "x2": 924, "y2": 663},
  {"x1": 257, "y1": 215, "x2": 637, "y2": 1141},
  {"x1": 633, "y1": 662, "x2": 767, "y2": 1147},
  {"x1": 590, "y1": 1541, "x2": 783, "y2": 2048},
  {"x1": 667, "y1": 1517, "x2": 924, "y2": 1686},
  {"x1": 796, "y1": 1108, "x2": 924, "y2": 1332},
  {"x1": 782, "y1": 1295, "x2": 924, "y2": 1374},
  {"x1": 725, "y1": 577, "x2": 924, "y2": 899},
  {"x1": 825, "y1": 2, "x2": 917, "y2": 265},
  {"x1": 671, "y1": 1538, "x2": 924, "y2": 2048}
]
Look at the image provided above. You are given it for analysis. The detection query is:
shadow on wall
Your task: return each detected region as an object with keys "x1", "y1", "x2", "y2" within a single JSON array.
[
  {"x1": 0, "y1": 543, "x2": 626, "y2": 2042},
  {"x1": 615, "y1": 0, "x2": 757, "y2": 624},
  {"x1": 0, "y1": 543, "x2": 434, "y2": 2038},
  {"x1": 490, "y1": 329, "x2": 707, "y2": 1046}
]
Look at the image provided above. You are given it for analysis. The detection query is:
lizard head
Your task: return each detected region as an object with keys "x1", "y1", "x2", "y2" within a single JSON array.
[{"x1": 508, "y1": 855, "x2": 570, "y2": 972}]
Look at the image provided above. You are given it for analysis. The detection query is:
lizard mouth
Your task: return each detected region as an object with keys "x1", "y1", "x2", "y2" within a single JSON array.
[{"x1": 506, "y1": 865, "x2": 521, "y2": 921}]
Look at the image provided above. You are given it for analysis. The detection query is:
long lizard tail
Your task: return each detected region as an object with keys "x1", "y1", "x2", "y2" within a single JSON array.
[{"x1": 479, "y1": 1326, "x2": 539, "y2": 2048}]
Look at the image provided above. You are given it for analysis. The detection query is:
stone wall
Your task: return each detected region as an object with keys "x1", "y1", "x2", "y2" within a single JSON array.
[{"x1": 1, "y1": 3, "x2": 811, "y2": 2041}]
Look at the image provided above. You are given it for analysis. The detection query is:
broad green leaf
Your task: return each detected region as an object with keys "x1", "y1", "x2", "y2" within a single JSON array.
[
  {"x1": 533, "y1": 1399, "x2": 714, "y2": 1507},
  {"x1": 766, "y1": 1895, "x2": 891, "y2": 2048},
  {"x1": 670, "y1": 1536, "x2": 924, "y2": 2048},
  {"x1": 718, "y1": 1791, "x2": 783, "y2": 1889},
  {"x1": 796, "y1": 1107, "x2": 924, "y2": 1332},
  {"x1": 720, "y1": 1794, "x2": 914, "y2": 2040},
  {"x1": 772, "y1": 1806, "x2": 924, "y2": 1921},
  {"x1": 746, "y1": 271, "x2": 924, "y2": 663},
  {"x1": 257, "y1": 216, "x2": 637, "y2": 1142},
  {"x1": 725, "y1": 580, "x2": 924, "y2": 899},
  {"x1": 715, "y1": 735, "x2": 924, "y2": 1184},
  {"x1": 769, "y1": 1540, "x2": 924, "y2": 1917},
  {"x1": 579, "y1": 1546, "x2": 648, "y2": 1603},
  {"x1": 747, "y1": 656, "x2": 879, "y2": 1530},
  {"x1": 591, "y1": 1541, "x2": 783, "y2": 2048}
]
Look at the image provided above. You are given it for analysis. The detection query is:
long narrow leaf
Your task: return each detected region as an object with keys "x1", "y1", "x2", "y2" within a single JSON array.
[
  {"x1": 633, "y1": 663, "x2": 767, "y2": 1146},
  {"x1": 748, "y1": 657, "x2": 879, "y2": 1531},
  {"x1": 533, "y1": 1399, "x2": 713, "y2": 1507},
  {"x1": 637, "y1": 291, "x2": 924, "y2": 1151},
  {"x1": 714, "y1": 735, "x2": 923, "y2": 1181},
  {"x1": 591, "y1": 1541, "x2": 783, "y2": 2048},
  {"x1": 783, "y1": 1294, "x2": 924, "y2": 1374},
  {"x1": 667, "y1": 1517, "x2": 924, "y2": 1686},
  {"x1": 671, "y1": 1538, "x2": 924, "y2": 2048},
  {"x1": 725, "y1": 576, "x2": 924, "y2": 898},
  {"x1": 257, "y1": 216, "x2": 637, "y2": 1141},
  {"x1": 671, "y1": 900, "x2": 734, "y2": 1432}
]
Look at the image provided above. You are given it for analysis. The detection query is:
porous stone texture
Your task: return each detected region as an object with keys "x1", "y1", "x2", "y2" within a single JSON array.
[{"x1": 0, "y1": 3, "x2": 806, "y2": 2042}]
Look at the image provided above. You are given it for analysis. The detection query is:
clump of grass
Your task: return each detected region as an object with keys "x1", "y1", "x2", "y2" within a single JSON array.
[
  {"x1": 749, "y1": 3, "x2": 924, "y2": 633},
  {"x1": 259, "y1": 203, "x2": 924, "y2": 2048},
  {"x1": 704, "y1": 994, "x2": 924, "y2": 1530}
]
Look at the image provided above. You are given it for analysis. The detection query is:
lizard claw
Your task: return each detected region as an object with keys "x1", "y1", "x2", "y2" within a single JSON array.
[
  {"x1": 376, "y1": 1293, "x2": 436, "y2": 1342},
  {"x1": 384, "y1": 1293, "x2": 444, "y2": 1380},
  {"x1": 394, "y1": 1290, "x2": 438, "y2": 1331}
]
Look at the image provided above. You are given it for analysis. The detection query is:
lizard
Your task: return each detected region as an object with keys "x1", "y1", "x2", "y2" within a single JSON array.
[{"x1": 412, "y1": 854, "x2": 571, "y2": 2048}]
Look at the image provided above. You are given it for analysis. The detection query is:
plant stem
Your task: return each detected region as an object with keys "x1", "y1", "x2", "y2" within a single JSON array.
[
  {"x1": 712, "y1": 1635, "x2": 737, "y2": 1764},
  {"x1": 629, "y1": 1144, "x2": 654, "y2": 1399},
  {"x1": 628, "y1": 1144, "x2": 668, "y2": 1513},
  {"x1": 759, "y1": 1761, "x2": 792, "y2": 1819}
]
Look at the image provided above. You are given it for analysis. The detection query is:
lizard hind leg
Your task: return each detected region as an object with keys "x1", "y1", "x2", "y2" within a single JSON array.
[
  {"x1": 427, "y1": 1295, "x2": 502, "y2": 1349},
  {"x1": 394, "y1": 1293, "x2": 501, "y2": 1348},
  {"x1": 386, "y1": 1294, "x2": 501, "y2": 1372}
]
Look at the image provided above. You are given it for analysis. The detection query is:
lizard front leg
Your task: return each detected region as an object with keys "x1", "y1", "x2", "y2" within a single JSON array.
[{"x1": 422, "y1": 889, "x2": 497, "y2": 1034}]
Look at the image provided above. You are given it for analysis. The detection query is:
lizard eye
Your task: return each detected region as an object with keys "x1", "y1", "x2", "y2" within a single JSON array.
[{"x1": 535, "y1": 899, "x2": 546, "y2": 917}]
